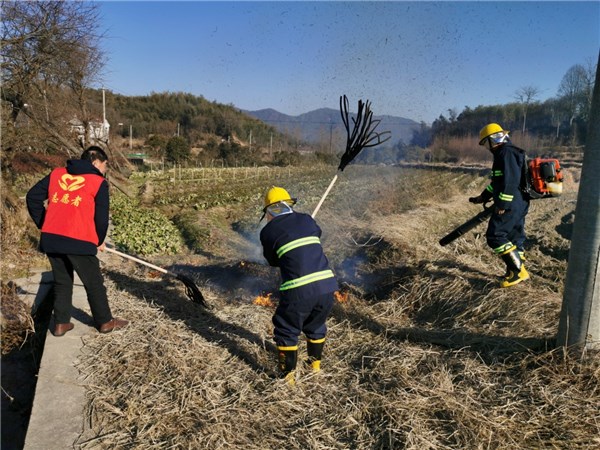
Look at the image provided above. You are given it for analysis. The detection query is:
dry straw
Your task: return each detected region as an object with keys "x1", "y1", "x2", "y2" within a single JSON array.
[{"x1": 76, "y1": 167, "x2": 598, "y2": 449}]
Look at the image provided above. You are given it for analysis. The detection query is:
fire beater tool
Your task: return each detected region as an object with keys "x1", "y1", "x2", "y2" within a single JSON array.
[
  {"x1": 311, "y1": 95, "x2": 391, "y2": 218},
  {"x1": 438, "y1": 203, "x2": 493, "y2": 247},
  {"x1": 105, "y1": 247, "x2": 209, "y2": 308}
]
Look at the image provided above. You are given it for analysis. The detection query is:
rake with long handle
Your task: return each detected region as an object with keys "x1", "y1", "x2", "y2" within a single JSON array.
[
  {"x1": 105, "y1": 247, "x2": 209, "y2": 308},
  {"x1": 311, "y1": 95, "x2": 391, "y2": 218}
]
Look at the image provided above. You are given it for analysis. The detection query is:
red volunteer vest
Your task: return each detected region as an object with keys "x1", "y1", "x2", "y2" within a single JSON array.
[{"x1": 41, "y1": 167, "x2": 105, "y2": 245}]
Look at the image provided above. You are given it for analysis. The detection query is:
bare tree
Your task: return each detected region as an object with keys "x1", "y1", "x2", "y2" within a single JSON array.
[
  {"x1": 1, "y1": 0, "x2": 105, "y2": 154},
  {"x1": 546, "y1": 97, "x2": 568, "y2": 140},
  {"x1": 514, "y1": 85, "x2": 540, "y2": 134},
  {"x1": 447, "y1": 108, "x2": 458, "y2": 123},
  {"x1": 579, "y1": 57, "x2": 598, "y2": 121},
  {"x1": 557, "y1": 64, "x2": 588, "y2": 128}
]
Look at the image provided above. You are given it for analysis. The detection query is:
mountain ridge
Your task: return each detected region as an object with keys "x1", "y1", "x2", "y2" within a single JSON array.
[{"x1": 243, "y1": 107, "x2": 420, "y2": 147}]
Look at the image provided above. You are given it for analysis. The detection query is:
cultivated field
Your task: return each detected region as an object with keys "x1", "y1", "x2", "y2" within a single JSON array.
[{"x1": 60, "y1": 164, "x2": 599, "y2": 448}]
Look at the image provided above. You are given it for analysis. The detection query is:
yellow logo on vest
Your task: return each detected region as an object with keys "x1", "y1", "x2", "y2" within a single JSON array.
[{"x1": 58, "y1": 174, "x2": 86, "y2": 192}]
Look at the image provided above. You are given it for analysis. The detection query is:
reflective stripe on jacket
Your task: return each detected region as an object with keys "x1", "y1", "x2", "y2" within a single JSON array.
[
  {"x1": 480, "y1": 142, "x2": 528, "y2": 210},
  {"x1": 260, "y1": 212, "x2": 338, "y2": 297}
]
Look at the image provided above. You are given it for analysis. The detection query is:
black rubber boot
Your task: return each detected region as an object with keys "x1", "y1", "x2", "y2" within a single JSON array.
[
  {"x1": 277, "y1": 346, "x2": 298, "y2": 384},
  {"x1": 502, "y1": 250, "x2": 525, "y2": 278},
  {"x1": 306, "y1": 338, "x2": 325, "y2": 372}
]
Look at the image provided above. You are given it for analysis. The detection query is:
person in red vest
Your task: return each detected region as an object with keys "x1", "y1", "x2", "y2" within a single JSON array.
[{"x1": 26, "y1": 146, "x2": 128, "y2": 336}]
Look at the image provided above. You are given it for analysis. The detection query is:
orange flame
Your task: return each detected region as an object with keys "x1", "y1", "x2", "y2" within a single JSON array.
[
  {"x1": 253, "y1": 292, "x2": 275, "y2": 307},
  {"x1": 334, "y1": 290, "x2": 349, "y2": 303}
]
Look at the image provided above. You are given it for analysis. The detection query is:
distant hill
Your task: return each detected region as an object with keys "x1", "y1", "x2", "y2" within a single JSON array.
[{"x1": 244, "y1": 107, "x2": 420, "y2": 148}]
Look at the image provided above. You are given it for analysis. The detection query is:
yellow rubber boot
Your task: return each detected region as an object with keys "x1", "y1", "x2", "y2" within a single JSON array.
[
  {"x1": 500, "y1": 247, "x2": 530, "y2": 288},
  {"x1": 501, "y1": 265, "x2": 530, "y2": 287}
]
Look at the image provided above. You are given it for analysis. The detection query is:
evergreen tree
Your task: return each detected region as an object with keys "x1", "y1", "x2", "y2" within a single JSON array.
[{"x1": 165, "y1": 136, "x2": 190, "y2": 163}]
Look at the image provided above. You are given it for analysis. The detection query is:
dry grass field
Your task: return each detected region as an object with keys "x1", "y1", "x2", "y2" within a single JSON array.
[
  {"x1": 61, "y1": 163, "x2": 599, "y2": 449},
  {"x1": 1, "y1": 161, "x2": 597, "y2": 449}
]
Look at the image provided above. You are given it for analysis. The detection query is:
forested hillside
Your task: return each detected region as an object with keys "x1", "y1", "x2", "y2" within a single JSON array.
[
  {"x1": 412, "y1": 63, "x2": 596, "y2": 163},
  {"x1": 96, "y1": 91, "x2": 297, "y2": 149}
]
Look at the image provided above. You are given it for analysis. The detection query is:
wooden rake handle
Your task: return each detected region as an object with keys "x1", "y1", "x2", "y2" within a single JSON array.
[
  {"x1": 311, "y1": 173, "x2": 338, "y2": 218},
  {"x1": 104, "y1": 247, "x2": 209, "y2": 308},
  {"x1": 105, "y1": 247, "x2": 169, "y2": 275}
]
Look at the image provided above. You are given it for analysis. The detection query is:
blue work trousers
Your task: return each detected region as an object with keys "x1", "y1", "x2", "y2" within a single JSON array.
[
  {"x1": 272, "y1": 291, "x2": 334, "y2": 347},
  {"x1": 486, "y1": 201, "x2": 529, "y2": 252}
]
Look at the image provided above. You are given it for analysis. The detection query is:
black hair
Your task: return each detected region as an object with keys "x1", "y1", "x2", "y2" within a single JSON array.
[{"x1": 81, "y1": 146, "x2": 108, "y2": 163}]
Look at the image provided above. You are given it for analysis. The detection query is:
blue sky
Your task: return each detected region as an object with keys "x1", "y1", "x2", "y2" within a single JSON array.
[{"x1": 97, "y1": 1, "x2": 600, "y2": 124}]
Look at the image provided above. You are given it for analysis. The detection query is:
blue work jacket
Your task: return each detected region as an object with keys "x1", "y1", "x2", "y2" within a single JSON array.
[
  {"x1": 260, "y1": 211, "x2": 338, "y2": 300},
  {"x1": 480, "y1": 142, "x2": 529, "y2": 210}
]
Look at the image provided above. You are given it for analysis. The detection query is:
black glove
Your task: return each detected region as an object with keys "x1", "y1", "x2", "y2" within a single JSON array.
[{"x1": 469, "y1": 196, "x2": 484, "y2": 204}]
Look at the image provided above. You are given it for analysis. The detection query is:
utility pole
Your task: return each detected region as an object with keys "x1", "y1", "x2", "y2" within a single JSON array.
[
  {"x1": 129, "y1": 124, "x2": 133, "y2": 150},
  {"x1": 556, "y1": 51, "x2": 600, "y2": 353},
  {"x1": 102, "y1": 88, "x2": 109, "y2": 144},
  {"x1": 329, "y1": 120, "x2": 334, "y2": 153},
  {"x1": 43, "y1": 90, "x2": 49, "y2": 122},
  {"x1": 102, "y1": 88, "x2": 106, "y2": 122}
]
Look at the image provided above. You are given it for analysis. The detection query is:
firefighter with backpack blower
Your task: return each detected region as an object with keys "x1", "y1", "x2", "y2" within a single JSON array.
[{"x1": 469, "y1": 123, "x2": 530, "y2": 288}]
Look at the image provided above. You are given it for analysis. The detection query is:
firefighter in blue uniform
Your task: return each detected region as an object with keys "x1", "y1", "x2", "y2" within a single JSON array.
[
  {"x1": 469, "y1": 123, "x2": 530, "y2": 287},
  {"x1": 260, "y1": 187, "x2": 338, "y2": 383}
]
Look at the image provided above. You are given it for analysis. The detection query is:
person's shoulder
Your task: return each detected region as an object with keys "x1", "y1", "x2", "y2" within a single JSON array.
[
  {"x1": 292, "y1": 211, "x2": 317, "y2": 224},
  {"x1": 260, "y1": 217, "x2": 280, "y2": 237},
  {"x1": 67, "y1": 159, "x2": 98, "y2": 175},
  {"x1": 505, "y1": 142, "x2": 525, "y2": 153},
  {"x1": 259, "y1": 224, "x2": 269, "y2": 240},
  {"x1": 49, "y1": 166, "x2": 66, "y2": 174},
  {"x1": 266, "y1": 212, "x2": 312, "y2": 231},
  {"x1": 496, "y1": 144, "x2": 511, "y2": 157}
]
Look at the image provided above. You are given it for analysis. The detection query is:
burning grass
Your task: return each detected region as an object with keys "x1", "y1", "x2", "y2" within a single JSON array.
[
  {"x1": 253, "y1": 292, "x2": 275, "y2": 307},
  {"x1": 253, "y1": 290, "x2": 349, "y2": 308},
  {"x1": 334, "y1": 290, "x2": 349, "y2": 303}
]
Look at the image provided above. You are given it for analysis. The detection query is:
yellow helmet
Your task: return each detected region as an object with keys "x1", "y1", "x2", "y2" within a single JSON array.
[
  {"x1": 263, "y1": 186, "x2": 296, "y2": 209},
  {"x1": 479, "y1": 123, "x2": 509, "y2": 145}
]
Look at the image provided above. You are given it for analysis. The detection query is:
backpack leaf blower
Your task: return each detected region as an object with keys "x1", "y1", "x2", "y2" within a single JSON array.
[
  {"x1": 523, "y1": 157, "x2": 564, "y2": 199},
  {"x1": 439, "y1": 157, "x2": 564, "y2": 247}
]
